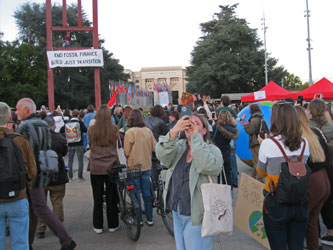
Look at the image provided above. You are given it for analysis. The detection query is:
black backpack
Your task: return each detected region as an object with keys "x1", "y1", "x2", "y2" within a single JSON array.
[
  {"x1": 271, "y1": 137, "x2": 311, "y2": 204},
  {"x1": 0, "y1": 133, "x2": 26, "y2": 199}
]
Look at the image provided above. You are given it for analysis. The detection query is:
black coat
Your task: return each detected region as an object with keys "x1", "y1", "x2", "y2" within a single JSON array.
[
  {"x1": 145, "y1": 116, "x2": 168, "y2": 141},
  {"x1": 213, "y1": 124, "x2": 238, "y2": 150}
]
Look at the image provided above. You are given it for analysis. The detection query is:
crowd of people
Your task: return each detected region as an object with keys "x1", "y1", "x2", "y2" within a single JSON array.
[{"x1": 1, "y1": 94, "x2": 333, "y2": 250}]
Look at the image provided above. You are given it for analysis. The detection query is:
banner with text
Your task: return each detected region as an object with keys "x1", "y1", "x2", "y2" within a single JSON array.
[{"x1": 47, "y1": 49, "x2": 104, "y2": 68}]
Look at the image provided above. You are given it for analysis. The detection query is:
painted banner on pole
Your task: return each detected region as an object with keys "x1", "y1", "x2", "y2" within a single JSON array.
[
  {"x1": 159, "y1": 91, "x2": 169, "y2": 107},
  {"x1": 234, "y1": 173, "x2": 270, "y2": 249},
  {"x1": 47, "y1": 49, "x2": 104, "y2": 68}
]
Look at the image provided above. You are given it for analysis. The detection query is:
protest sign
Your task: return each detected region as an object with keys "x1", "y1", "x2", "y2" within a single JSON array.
[
  {"x1": 234, "y1": 173, "x2": 270, "y2": 249},
  {"x1": 159, "y1": 91, "x2": 169, "y2": 107},
  {"x1": 180, "y1": 92, "x2": 194, "y2": 106},
  {"x1": 47, "y1": 49, "x2": 104, "y2": 68}
]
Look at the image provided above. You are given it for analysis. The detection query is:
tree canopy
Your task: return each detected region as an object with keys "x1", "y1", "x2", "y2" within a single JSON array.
[
  {"x1": 0, "y1": 2, "x2": 127, "y2": 109},
  {"x1": 186, "y1": 5, "x2": 295, "y2": 97}
]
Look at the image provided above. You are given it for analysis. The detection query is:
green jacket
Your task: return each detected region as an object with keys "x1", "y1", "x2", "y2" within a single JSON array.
[
  {"x1": 156, "y1": 132, "x2": 222, "y2": 225},
  {"x1": 243, "y1": 112, "x2": 263, "y2": 148},
  {"x1": 117, "y1": 117, "x2": 129, "y2": 132},
  {"x1": 309, "y1": 119, "x2": 333, "y2": 142}
]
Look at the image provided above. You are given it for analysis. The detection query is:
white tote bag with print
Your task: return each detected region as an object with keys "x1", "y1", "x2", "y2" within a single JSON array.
[
  {"x1": 201, "y1": 169, "x2": 233, "y2": 237},
  {"x1": 117, "y1": 136, "x2": 127, "y2": 165}
]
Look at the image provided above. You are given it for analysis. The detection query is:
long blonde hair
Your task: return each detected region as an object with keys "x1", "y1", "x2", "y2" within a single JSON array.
[{"x1": 295, "y1": 106, "x2": 325, "y2": 162}]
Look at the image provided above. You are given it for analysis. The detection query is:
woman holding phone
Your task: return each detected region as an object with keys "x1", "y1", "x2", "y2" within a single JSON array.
[{"x1": 156, "y1": 114, "x2": 222, "y2": 250}]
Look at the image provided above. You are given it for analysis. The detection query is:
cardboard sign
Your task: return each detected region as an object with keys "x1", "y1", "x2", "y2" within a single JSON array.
[
  {"x1": 254, "y1": 91, "x2": 266, "y2": 100},
  {"x1": 180, "y1": 92, "x2": 194, "y2": 106},
  {"x1": 234, "y1": 173, "x2": 270, "y2": 249},
  {"x1": 47, "y1": 49, "x2": 104, "y2": 68}
]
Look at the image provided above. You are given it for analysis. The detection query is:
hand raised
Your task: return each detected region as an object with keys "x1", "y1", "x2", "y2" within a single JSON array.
[{"x1": 169, "y1": 116, "x2": 192, "y2": 138}]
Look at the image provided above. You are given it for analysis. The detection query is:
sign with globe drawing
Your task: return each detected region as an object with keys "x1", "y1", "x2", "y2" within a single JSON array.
[{"x1": 234, "y1": 173, "x2": 270, "y2": 249}]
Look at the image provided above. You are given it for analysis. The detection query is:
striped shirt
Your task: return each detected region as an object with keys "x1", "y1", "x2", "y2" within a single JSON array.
[{"x1": 257, "y1": 135, "x2": 310, "y2": 192}]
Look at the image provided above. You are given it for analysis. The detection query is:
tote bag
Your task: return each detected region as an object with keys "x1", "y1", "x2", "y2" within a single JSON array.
[
  {"x1": 117, "y1": 135, "x2": 127, "y2": 165},
  {"x1": 201, "y1": 167, "x2": 233, "y2": 237}
]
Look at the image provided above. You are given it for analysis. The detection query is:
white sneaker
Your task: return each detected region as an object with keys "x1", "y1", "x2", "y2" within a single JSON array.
[
  {"x1": 93, "y1": 227, "x2": 103, "y2": 234},
  {"x1": 108, "y1": 226, "x2": 120, "y2": 233},
  {"x1": 146, "y1": 220, "x2": 154, "y2": 226}
]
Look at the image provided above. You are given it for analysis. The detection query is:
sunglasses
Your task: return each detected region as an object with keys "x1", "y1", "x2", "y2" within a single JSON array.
[{"x1": 276, "y1": 101, "x2": 294, "y2": 106}]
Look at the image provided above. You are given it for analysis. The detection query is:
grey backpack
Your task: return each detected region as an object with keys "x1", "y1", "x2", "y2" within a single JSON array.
[{"x1": 25, "y1": 121, "x2": 59, "y2": 187}]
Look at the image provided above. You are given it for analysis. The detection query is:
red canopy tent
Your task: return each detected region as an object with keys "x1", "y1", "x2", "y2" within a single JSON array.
[
  {"x1": 291, "y1": 78, "x2": 333, "y2": 100},
  {"x1": 241, "y1": 81, "x2": 294, "y2": 102}
]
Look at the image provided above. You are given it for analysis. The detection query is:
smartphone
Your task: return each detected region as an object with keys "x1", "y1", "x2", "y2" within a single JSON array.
[
  {"x1": 180, "y1": 106, "x2": 192, "y2": 117},
  {"x1": 212, "y1": 112, "x2": 216, "y2": 119},
  {"x1": 297, "y1": 95, "x2": 303, "y2": 105},
  {"x1": 259, "y1": 132, "x2": 265, "y2": 139}
]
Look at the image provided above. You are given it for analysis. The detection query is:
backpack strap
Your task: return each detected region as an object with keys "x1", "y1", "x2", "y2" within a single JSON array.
[
  {"x1": 297, "y1": 140, "x2": 306, "y2": 161},
  {"x1": 313, "y1": 127, "x2": 328, "y2": 143},
  {"x1": 259, "y1": 119, "x2": 264, "y2": 133},
  {"x1": 271, "y1": 137, "x2": 306, "y2": 162},
  {"x1": 3, "y1": 132, "x2": 19, "y2": 140}
]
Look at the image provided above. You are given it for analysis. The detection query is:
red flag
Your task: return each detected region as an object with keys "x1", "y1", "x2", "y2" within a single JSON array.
[
  {"x1": 127, "y1": 94, "x2": 131, "y2": 102},
  {"x1": 107, "y1": 87, "x2": 119, "y2": 107}
]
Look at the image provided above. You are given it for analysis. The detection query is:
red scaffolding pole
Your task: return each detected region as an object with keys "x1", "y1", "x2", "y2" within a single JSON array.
[{"x1": 46, "y1": 0, "x2": 101, "y2": 111}]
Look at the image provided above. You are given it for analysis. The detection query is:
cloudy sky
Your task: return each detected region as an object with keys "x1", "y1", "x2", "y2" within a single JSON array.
[{"x1": 1, "y1": 0, "x2": 332, "y2": 84}]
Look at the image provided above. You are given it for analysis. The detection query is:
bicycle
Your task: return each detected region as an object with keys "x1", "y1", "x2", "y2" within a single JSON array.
[
  {"x1": 108, "y1": 164, "x2": 141, "y2": 241},
  {"x1": 150, "y1": 164, "x2": 174, "y2": 237}
]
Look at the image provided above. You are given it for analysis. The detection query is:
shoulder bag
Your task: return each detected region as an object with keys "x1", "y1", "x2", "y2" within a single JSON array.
[{"x1": 201, "y1": 166, "x2": 233, "y2": 237}]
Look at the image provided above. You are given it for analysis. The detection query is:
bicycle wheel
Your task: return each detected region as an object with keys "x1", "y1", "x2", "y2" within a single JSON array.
[
  {"x1": 158, "y1": 187, "x2": 174, "y2": 237},
  {"x1": 121, "y1": 186, "x2": 141, "y2": 241},
  {"x1": 162, "y1": 209, "x2": 174, "y2": 237}
]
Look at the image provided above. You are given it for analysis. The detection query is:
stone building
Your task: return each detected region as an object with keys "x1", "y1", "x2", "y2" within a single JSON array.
[{"x1": 125, "y1": 66, "x2": 187, "y2": 105}]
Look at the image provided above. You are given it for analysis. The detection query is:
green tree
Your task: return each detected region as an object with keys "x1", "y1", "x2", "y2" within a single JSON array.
[
  {"x1": 0, "y1": 39, "x2": 47, "y2": 107},
  {"x1": 282, "y1": 72, "x2": 304, "y2": 90},
  {"x1": 186, "y1": 5, "x2": 289, "y2": 97},
  {"x1": 10, "y1": 2, "x2": 127, "y2": 109}
]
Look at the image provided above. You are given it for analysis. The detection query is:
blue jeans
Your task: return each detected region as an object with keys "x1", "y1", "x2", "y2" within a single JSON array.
[
  {"x1": 130, "y1": 170, "x2": 153, "y2": 222},
  {"x1": 172, "y1": 208, "x2": 214, "y2": 250},
  {"x1": 230, "y1": 140, "x2": 238, "y2": 186},
  {"x1": 83, "y1": 133, "x2": 88, "y2": 150},
  {"x1": 67, "y1": 145, "x2": 84, "y2": 178},
  {"x1": 263, "y1": 202, "x2": 308, "y2": 250},
  {"x1": 0, "y1": 199, "x2": 29, "y2": 250}
]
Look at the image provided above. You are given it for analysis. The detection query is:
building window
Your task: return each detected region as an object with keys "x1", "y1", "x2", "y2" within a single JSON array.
[
  {"x1": 170, "y1": 77, "x2": 179, "y2": 83},
  {"x1": 172, "y1": 91, "x2": 179, "y2": 105},
  {"x1": 145, "y1": 78, "x2": 154, "y2": 84},
  {"x1": 135, "y1": 80, "x2": 139, "y2": 83},
  {"x1": 158, "y1": 78, "x2": 166, "y2": 84}
]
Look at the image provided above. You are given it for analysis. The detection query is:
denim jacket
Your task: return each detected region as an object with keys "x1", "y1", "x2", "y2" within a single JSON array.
[{"x1": 156, "y1": 132, "x2": 222, "y2": 225}]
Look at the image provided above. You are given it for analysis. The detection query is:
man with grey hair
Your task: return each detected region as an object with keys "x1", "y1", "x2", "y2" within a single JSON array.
[
  {"x1": 36, "y1": 116, "x2": 68, "y2": 239},
  {"x1": 0, "y1": 101, "x2": 37, "y2": 250},
  {"x1": 15, "y1": 98, "x2": 78, "y2": 250}
]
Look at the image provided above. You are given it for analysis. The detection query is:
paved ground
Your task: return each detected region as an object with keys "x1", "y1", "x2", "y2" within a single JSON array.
[{"x1": 6, "y1": 157, "x2": 333, "y2": 250}]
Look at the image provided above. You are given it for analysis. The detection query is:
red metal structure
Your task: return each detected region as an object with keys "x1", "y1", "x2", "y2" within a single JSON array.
[{"x1": 46, "y1": 0, "x2": 101, "y2": 111}]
